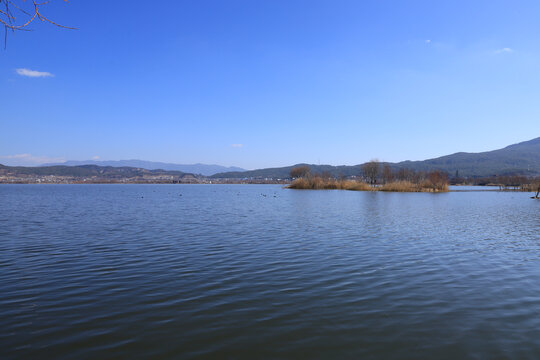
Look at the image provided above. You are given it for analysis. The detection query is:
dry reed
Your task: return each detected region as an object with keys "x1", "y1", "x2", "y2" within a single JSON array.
[{"x1": 289, "y1": 178, "x2": 449, "y2": 192}]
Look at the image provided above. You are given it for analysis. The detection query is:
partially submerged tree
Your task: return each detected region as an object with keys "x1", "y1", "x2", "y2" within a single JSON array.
[
  {"x1": 426, "y1": 170, "x2": 449, "y2": 191},
  {"x1": 531, "y1": 178, "x2": 540, "y2": 199}
]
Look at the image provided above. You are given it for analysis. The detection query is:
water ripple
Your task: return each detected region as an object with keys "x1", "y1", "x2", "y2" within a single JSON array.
[{"x1": 1, "y1": 184, "x2": 539, "y2": 359}]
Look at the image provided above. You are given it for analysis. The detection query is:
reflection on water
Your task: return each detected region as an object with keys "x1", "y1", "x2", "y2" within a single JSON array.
[{"x1": 1, "y1": 184, "x2": 539, "y2": 359}]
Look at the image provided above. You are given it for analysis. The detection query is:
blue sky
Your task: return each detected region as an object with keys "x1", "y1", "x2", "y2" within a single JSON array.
[{"x1": 1, "y1": 0, "x2": 539, "y2": 169}]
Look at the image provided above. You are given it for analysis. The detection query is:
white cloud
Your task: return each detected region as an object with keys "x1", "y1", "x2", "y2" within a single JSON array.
[
  {"x1": 425, "y1": 39, "x2": 431, "y2": 44},
  {"x1": 0, "y1": 154, "x2": 65, "y2": 166},
  {"x1": 16, "y1": 68, "x2": 54, "y2": 78},
  {"x1": 495, "y1": 48, "x2": 513, "y2": 54},
  {"x1": 231, "y1": 144, "x2": 244, "y2": 148}
]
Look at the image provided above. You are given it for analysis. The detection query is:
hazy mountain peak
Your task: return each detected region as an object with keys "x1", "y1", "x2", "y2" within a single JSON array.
[{"x1": 42, "y1": 160, "x2": 245, "y2": 176}]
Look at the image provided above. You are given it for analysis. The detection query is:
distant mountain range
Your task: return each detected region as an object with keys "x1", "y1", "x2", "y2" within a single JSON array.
[
  {"x1": 211, "y1": 137, "x2": 540, "y2": 178},
  {"x1": 0, "y1": 164, "x2": 195, "y2": 180},
  {"x1": 42, "y1": 160, "x2": 246, "y2": 176},
  {"x1": 3, "y1": 137, "x2": 538, "y2": 181},
  {"x1": 392, "y1": 137, "x2": 540, "y2": 177}
]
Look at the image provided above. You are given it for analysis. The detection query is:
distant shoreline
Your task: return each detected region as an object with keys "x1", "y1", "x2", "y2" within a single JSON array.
[{"x1": 0, "y1": 182, "x2": 534, "y2": 193}]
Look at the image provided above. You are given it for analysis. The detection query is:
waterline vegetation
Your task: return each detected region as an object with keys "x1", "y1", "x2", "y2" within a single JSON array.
[{"x1": 288, "y1": 162, "x2": 450, "y2": 192}]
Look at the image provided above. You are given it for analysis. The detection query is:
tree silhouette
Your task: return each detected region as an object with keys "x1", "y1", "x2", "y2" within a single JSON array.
[
  {"x1": 290, "y1": 166, "x2": 311, "y2": 179},
  {"x1": 362, "y1": 159, "x2": 380, "y2": 185}
]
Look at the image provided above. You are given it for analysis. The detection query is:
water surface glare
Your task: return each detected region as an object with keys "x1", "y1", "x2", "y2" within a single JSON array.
[{"x1": 1, "y1": 184, "x2": 539, "y2": 359}]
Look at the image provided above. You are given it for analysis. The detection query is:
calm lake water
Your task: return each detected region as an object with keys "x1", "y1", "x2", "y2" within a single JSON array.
[{"x1": 1, "y1": 184, "x2": 539, "y2": 359}]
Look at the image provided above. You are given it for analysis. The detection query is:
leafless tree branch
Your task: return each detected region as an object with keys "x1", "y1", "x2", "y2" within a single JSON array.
[
  {"x1": 2, "y1": 0, "x2": 75, "y2": 48},
  {"x1": 1, "y1": 0, "x2": 76, "y2": 31}
]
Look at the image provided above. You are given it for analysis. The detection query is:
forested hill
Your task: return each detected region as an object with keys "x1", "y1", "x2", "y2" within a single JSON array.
[
  {"x1": 211, "y1": 164, "x2": 364, "y2": 179},
  {"x1": 0, "y1": 164, "x2": 195, "y2": 180},
  {"x1": 42, "y1": 160, "x2": 245, "y2": 176},
  {"x1": 212, "y1": 137, "x2": 540, "y2": 179},
  {"x1": 396, "y1": 137, "x2": 540, "y2": 177},
  {"x1": 2, "y1": 137, "x2": 538, "y2": 180}
]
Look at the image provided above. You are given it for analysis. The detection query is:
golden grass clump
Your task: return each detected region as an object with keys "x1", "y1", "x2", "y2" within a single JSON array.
[
  {"x1": 419, "y1": 180, "x2": 449, "y2": 192},
  {"x1": 289, "y1": 177, "x2": 311, "y2": 189},
  {"x1": 338, "y1": 180, "x2": 372, "y2": 191},
  {"x1": 379, "y1": 181, "x2": 420, "y2": 192},
  {"x1": 289, "y1": 177, "x2": 449, "y2": 192},
  {"x1": 288, "y1": 177, "x2": 372, "y2": 191},
  {"x1": 379, "y1": 180, "x2": 448, "y2": 192},
  {"x1": 289, "y1": 177, "x2": 338, "y2": 190}
]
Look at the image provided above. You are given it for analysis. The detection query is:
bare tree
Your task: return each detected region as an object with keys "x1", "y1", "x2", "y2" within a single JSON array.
[
  {"x1": 1, "y1": 0, "x2": 75, "y2": 46},
  {"x1": 362, "y1": 159, "x2": 380, "y2": 185},
  {"x1": 382, "y1": 164, "x2": 394, "y2": 184},
  {"x1": 320, "y1": 170, "x2": 333, "y2": 180},
  {"x1": 396, "y1": 168, "x2": 412, "y2": 182},
  {"x1": 290, "y1": 165, "x2": 311, "y2": 179},
  {"x1": 427, "y1": 170, "x2": 449, "y2": 191}
]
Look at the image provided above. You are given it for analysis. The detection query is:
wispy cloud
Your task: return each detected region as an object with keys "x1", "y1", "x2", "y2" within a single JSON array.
[
  {"x1": 425, "y1": 39, "x2": 431, "y2": 44},
  {"x1": 16, "y1": 68, "x2": 54, "y2": 78},
  {"x1": 495, "y1": 47, "x2": 513, "y2": 54},
  {"x1": 231, "y1": 144, "x2": 244, "y2": 148},
  {"x1": 0, "y1": 154, "x2": 64, "y2": 166}
]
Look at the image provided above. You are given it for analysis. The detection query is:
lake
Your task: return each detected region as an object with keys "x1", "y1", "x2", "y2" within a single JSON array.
[{"x1": 1, "y1": 184, "x2": 539, "y2": 359}]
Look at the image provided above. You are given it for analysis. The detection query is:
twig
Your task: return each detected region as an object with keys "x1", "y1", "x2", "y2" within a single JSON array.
[
  {"x1": 1, "y1": 0, "x2": 75, "y2": 48},
  {"x1": 1, "y1": 0, "x2": 76, "y2": 31}
]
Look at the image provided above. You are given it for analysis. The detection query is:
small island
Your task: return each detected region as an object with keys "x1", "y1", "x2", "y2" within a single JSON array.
[
  {"x1": 287, "y1": 161, "x2": 540, "y2": 195},
  {"x1": 287, "y1": 162, "x2": 450, "y2": 192}
]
